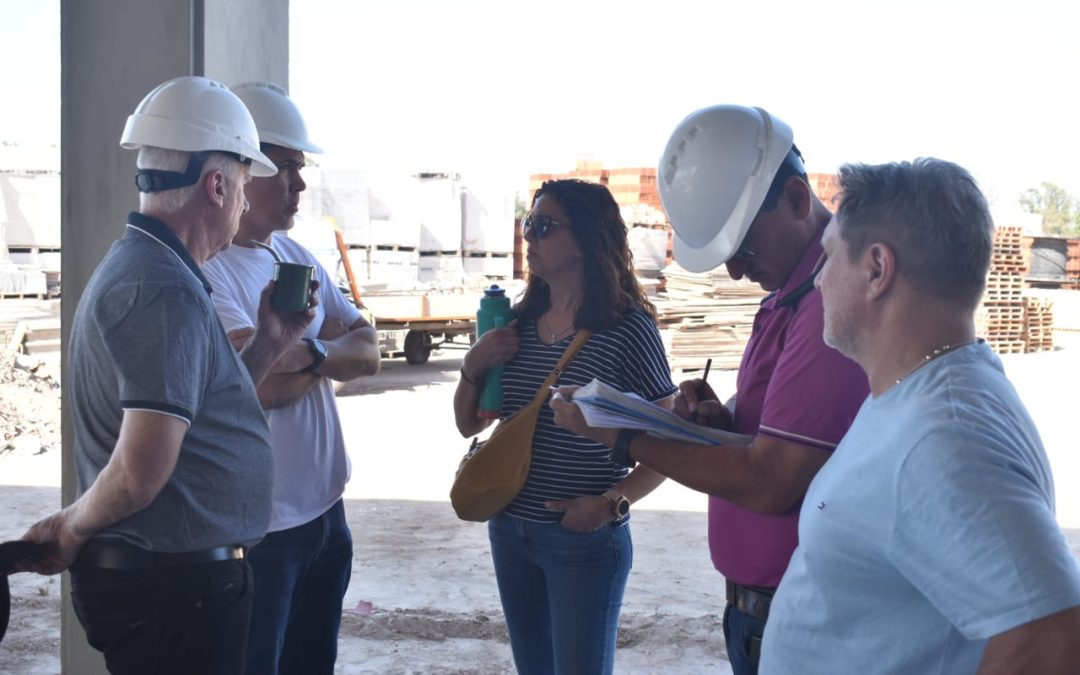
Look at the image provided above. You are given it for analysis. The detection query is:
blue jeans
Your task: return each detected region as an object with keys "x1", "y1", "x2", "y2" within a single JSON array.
[
  {"x1": 488, "y1": 512, "x2": 633, "y2": 675},
  {"x1": 244, "y1": 499, "x2": 353, "y2": 675},
  {"x1": 723, "y1": 603, "x2": 767, "y2": 675}
]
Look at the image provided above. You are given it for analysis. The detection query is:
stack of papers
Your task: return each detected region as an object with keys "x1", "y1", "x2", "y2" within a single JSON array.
[{"x1": 567, "y1": 378, "x2": 753, "y2": 446}]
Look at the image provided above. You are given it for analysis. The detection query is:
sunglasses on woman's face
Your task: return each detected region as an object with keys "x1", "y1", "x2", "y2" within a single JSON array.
[{"x1": 521, "y1": 214, "x2": 565, "y2": 240}]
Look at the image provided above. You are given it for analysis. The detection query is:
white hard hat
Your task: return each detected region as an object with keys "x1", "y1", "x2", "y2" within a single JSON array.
[
  {"x1": 658, "y1": 105, "x2": 795, "y2": 272},
  {"x1": 231, "y1": 82, "x2": 323, "y2": 154},
  {"x1": 120, "y1": 75, "x2": 276, "y2": 177}
]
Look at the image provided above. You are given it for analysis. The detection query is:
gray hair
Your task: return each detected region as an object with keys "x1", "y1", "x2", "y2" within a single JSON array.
[
  {"x1": 137, "y1": 147, "x2": 244, "y2": 215},
  {"x1": 836, "y1": 158, "x2": 993, "y2": 309}
]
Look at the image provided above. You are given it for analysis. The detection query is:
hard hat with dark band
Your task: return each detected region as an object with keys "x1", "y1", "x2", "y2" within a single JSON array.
[{"x1": 134, "y1": 150, "x2": 255, "y2": 193}]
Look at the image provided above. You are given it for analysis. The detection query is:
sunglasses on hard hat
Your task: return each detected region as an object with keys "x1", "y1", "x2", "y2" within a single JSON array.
[{"x1": 521, "y1": 214, "x2": 565, "y2": 240}]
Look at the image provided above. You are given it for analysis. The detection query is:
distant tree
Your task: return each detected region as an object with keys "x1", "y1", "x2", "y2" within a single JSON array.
[
  {"x1": 514, "y1": 193, "x2": 528, "y2": 220},
  {"x1": 1020, "y1": 182, "x2": 1080, "y2": 235}
]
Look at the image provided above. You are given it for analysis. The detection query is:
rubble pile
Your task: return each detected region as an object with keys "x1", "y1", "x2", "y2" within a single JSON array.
[{"x1": 0, "y1": 350, "x2": 60, "y2": 457}]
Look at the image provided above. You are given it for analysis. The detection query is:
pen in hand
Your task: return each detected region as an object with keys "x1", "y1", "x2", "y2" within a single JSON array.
[{"x1": 693, "y1": 358, "x2": 712, "y2": 425}]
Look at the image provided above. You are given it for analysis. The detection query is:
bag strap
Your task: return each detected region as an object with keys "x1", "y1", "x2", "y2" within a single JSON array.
[{"x1": 526, "y1": 329, "x2": 592, "y2": 408}]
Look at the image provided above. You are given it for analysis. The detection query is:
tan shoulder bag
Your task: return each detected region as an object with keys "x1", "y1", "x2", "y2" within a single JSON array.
[{"x1": 450, "y1": 330, "x2": 591, "y2": 522}]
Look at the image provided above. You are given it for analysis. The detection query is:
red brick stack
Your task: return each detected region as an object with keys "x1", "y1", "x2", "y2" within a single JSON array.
[
  {"x1": 568, "y1": 159, "x2": 606, "y2": 186},
  {"x1": 607, "y1": 167, "x2": 663, "y2": 210},
  {"x1": 529, "y1": 161, "x2": 662, "y2": 208}
]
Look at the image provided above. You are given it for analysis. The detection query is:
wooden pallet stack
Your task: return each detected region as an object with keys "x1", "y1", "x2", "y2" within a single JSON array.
[
  {"x1": 977, "y1": 226, "x2": 1027, "y2": 354},
  {"x1": 808, "y1": 173, "x2": 842, "y2": 211},
  {"x1": 1023, "y1": 297, "x2": 1055, "y2": 352},
  {"x1": 654, "y1": 263, "x2": 767, "y2": 372}
]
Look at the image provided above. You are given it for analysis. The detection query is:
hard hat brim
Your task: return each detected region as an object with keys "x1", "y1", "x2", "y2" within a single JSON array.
[
  {"x1": 248, "y1": 150, "x2": 278, "y2": 177},
  {"x1": 673, "y1": 228, "x2": 734, "y2": 273}
]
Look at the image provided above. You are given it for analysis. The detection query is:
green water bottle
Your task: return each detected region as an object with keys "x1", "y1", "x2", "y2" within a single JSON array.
[{"x1": 476, "y1": 285, "x2": 515, "y2": 419}]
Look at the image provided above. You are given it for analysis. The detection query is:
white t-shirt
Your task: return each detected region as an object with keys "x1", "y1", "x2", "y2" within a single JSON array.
[
  {"x1": 762, "y1": 342, "x2": 1080, "y2": 674},
  {"x1": 203, "y1": 233, "x2": 361, "y2": 532}
]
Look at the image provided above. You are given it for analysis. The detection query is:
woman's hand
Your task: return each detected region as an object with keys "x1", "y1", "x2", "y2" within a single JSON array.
[
  {"x1": 461, "y1": 320, "x2": 519, "y2": 382},
  {"x1": 673, "y1": 378, "x2": 733, "y2": 430},
  {"x1": 549, "y1": 386, "x2": 616, "y2": 446},
  {"x1": 544, "y1": 495, "x2": 613, "y2": 532}
]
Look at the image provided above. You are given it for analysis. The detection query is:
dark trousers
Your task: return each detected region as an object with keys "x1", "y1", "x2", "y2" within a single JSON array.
[
  {"x1": 71, "y1": 558, "x2": 253, "y2": 675},
  {"x1": 244, "y1": 499, "x2": 353, "y2": 675},
  {"x1": 723, "y1": 603, "x2": 767, "y2": 675}
]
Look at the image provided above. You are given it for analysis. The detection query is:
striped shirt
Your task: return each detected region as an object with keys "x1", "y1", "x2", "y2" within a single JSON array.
[{"x1": 501, "y1": 308, "x2": 676, "y2": 523}]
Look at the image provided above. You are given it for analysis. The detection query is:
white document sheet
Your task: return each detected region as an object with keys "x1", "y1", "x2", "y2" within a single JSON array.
[{"x1": 565, "y1": 378, "x2": 754, "y2": 446}]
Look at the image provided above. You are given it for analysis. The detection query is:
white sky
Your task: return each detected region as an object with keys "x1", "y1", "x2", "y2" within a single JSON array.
[
  {"x1": 2, "y1": 0, "x2": 1078, "y2": 219},
  {"x1": 289, "y1": 0, "x2": 1080, "y2": 218}
]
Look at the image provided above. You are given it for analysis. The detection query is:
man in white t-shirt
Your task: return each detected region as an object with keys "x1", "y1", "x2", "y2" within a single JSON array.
[{"x1": 202, "y1": 82, "x2": 380, "y2": 675}]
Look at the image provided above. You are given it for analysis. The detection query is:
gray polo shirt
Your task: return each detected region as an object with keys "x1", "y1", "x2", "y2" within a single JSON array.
[{"x1": 69, "y1": 212, "x2": 273, "y2": 552}]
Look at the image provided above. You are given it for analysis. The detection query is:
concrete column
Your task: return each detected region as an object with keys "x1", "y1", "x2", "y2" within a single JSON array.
[
  {"x1": 59, "y1": 1, "x2": 287, "y2": 672},
  {"x1": 204, "y1": 0, "x2": 289, "y2": 87}
]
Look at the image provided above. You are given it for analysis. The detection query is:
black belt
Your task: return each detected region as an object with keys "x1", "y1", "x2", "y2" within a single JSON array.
[
  {"x1": 726, "y1": 580, "x2": 775, "y2": 621},
  {"x1": 78, "y1": 542, "x2": 245, "y2": 571}
]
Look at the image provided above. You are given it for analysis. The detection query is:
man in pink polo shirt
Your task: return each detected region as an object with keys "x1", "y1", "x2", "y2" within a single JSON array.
[{"x1": 551, "y1": 105, "x2": 869, "y2": 675}]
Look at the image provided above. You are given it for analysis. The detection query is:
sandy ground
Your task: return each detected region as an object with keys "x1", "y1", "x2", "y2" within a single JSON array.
[
  {"x1": 0, "y1": 344, "x2": 737, "y2": 675},
  {"x1": 2, "y1": 322, "x2": 1080, "y2": 673}
]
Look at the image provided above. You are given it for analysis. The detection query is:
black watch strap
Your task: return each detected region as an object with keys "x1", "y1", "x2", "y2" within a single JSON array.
[
  {"x1": 301, "y1": 338, "x2": 327, "y2": 373},
  {"x1": 610, "y1": 429, "x2": 640, "y2": 469}
]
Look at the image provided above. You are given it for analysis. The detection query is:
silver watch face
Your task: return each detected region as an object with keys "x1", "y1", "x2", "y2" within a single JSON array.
[{"x1": 617, "y1": 497, "x2": 630, "y2": 517}]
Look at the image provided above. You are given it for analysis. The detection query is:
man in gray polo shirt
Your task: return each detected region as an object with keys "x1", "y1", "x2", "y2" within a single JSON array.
[{"x1": 16, "y1": 76, "x2": 314, "y2": 675}]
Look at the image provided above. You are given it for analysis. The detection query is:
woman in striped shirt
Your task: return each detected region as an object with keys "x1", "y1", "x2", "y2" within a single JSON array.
[{"x1": 454, "y1": 179, "x2": 676, "y2": 674}]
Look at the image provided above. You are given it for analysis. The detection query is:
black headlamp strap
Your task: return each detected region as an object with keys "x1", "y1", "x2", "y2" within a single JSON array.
[{"x1": 134, "y1": 151, "x2": 253, "y2": 193}]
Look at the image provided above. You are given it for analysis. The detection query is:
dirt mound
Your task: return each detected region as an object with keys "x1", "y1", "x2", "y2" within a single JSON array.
[{"x1": 0, "y1": 351, "x2": 61, "y2": 458}]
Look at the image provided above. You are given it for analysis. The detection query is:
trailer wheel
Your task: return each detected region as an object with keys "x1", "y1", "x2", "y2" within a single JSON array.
[{"x1": 404, "y1": 330, "x2": 433, "y2": 365}]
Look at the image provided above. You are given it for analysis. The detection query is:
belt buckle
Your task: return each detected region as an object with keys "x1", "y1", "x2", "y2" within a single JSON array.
[{"x1": 727, "y1": 581, "x2": 772, "y2": 621}]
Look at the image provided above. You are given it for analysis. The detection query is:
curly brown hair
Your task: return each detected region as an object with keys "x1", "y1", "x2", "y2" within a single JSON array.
[{"x1": 515, "y1": 179, "x2": 656, "y2": 330}]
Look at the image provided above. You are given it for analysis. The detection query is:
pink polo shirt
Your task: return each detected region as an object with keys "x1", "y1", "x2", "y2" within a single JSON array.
[{"x1": 709, "y1": 231, "x2": 869, "y2": 588}]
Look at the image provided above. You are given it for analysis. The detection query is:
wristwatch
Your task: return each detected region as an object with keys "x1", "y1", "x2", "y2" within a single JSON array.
[
  {"x1": 301, "y1": 338, "x2": 328, "y2": 373},
  {"x1": 603, "y1": 489, "x2": 631, "y2": 518},
  {"x1": 610, "y1": 429, "x2": 640, "y2": 469}
]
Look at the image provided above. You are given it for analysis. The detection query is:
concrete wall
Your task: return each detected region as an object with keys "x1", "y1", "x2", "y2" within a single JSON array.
[
  {"x1": 59, "y1": 1, "x2": 288, "y2": 672},
  {"x1": 205, "y1": 0, "x2": 289, "y2": 87}
]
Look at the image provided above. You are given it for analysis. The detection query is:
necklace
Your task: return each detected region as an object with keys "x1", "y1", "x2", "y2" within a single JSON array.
[
  {"x1": 895, "y1": 338, "x2": 982, "y2": 384},
  {"x1": 541, "y1": 312, "x2": 575, "y2": 342}
]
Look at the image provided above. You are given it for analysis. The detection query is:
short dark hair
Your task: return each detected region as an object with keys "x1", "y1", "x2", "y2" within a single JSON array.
[
  {"x1": 758, "y1": 145, "x2": 808, "y2": 213},
  {"x1": 517, "y1": 179, "x2": 656, "y2": 329},
  {"x1": 836, "y1": 158, "x2": 993, "y2": 309}
]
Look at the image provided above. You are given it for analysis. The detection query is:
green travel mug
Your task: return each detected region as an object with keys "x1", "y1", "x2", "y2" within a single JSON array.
[{"x1": 271, "y1": 262, "x2": 315, "y2": 311}]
